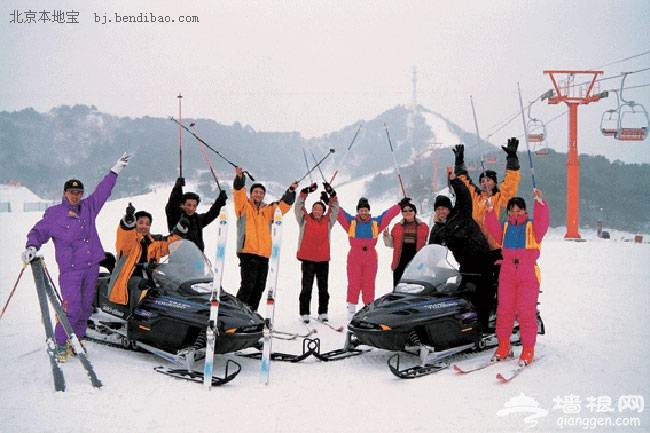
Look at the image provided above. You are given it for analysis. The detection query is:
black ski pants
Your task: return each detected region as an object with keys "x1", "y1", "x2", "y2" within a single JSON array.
[
  {"x1": 299, "y1": 260, "x2": 329, "y2": 316},
  {"x1": 236, "y1": 253, "x2": 269, "y2": 312},
  {"x1": 392, "y1": 243, "x2": 417, "y2": 287}
]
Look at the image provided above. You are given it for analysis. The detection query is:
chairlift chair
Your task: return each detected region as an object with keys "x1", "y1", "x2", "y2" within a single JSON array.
[
  {"x1": 527, "y1": 118, "x2": 546, "y2": 143},
  {"x1": 615, "y1": 102, "x2": 649, "y2": 141},
  {"x1": 600, "y1": 109, "x2": 620, "y2": 137}
]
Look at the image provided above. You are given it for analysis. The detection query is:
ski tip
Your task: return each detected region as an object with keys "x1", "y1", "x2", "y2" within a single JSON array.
[{"x1": 496, "y1": 372, "x2": 509, "y2": 384}]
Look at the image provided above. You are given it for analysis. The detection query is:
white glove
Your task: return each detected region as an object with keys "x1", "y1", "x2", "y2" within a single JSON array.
[
  {"x1": 111, "y1": 152, "x2": 132, "y2": 174},
  {"x1": 22, "y1": 246, "x2": 37, "y2": 264}
]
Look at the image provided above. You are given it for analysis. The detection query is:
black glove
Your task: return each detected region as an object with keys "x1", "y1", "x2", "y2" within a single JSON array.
[
  {"x1": 175, "y1": 177, "x2": 185, "y2": 188},
  {"x1": 124, "y1": 202, "x2": 136, "y2": 224},
  {"x1": 399, "y1": 197, "x2": 412, "y2": 208},
  {"x1": 453, "y1": 144, "x2": 464, "y2": 166},
  {"x1": 322, "y1": 182, "x2": 336, "y2": 197},
  {"x1": 216, "y1": 189, "x2": 227, "y2": 207},
  {"x1": 307, "y1": 182, "x2": 318, "y2": 193},
  {"x1": 502, "y1": 137, "x2": 519, "y2": 157},
  {"x1": 502, "y1": 137, "x2": 520, "y2": 170},
  {"x1": 300, "y1": 187, "x2": 309, "y2": 195},
  {"x1": 320, "y1": 191, "x2": 330, "y2": 205},
  {"x1": 144, "y1": 259, "x2": 158, "y2": 270},
  {"x1": 174, "y1": 216, "x2": 190, "y2": 235}
]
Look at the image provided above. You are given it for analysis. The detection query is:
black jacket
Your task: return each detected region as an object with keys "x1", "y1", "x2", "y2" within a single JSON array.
[
  {"x1": 428, "y1": 178, "x2": 489, "y2": 267},
  {"x1": 165, "y1": 184, "x2": 223, "y2": 252}
]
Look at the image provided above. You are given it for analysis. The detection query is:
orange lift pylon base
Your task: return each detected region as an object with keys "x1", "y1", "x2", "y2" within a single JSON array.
[{"x1": 543, "y1": 70, "x2": 603, "y2": 240}]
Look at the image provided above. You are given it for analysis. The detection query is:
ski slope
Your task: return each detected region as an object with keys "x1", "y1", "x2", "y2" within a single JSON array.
[{"x1": 1, "y1": 180, "x2": 649, "y2": 433}]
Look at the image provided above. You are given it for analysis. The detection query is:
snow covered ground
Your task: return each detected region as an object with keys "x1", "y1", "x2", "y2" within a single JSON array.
[{"x1": 1, "y1": 179, "x2": 649, "y2": 433}]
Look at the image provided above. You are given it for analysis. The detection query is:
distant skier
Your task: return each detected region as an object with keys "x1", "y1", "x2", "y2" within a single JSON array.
[
  {"x1": 295, "y1": 182, "x2": 339, "y2": 323},
  {"x1": 383, "y1": 202, "x2": 430, "y2": 287},
  {"x1": 338, "y1": 196, "x2": 404, "y2": 320},
  {"x1": 428, "y1": 166, "x2": 493, "y2": 332},
  {"x1": 109, "y1": 203, "x2": 188, "y2": 310},
  {"x1": 233, "y1": 166, "x2": 297, "y2": 311},
  {"x1": 22, "y1": 153, "x2": 131, "y2": 361},
  {"x1": 165, "y1": 177, "x2": 227, "y2": 252},
  {"x1": 484, "y1": 189, "x2": 549, "y2": 365}
]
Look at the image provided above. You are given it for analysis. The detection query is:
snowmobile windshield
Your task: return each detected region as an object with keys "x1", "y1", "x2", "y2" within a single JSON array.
[
  {"x1": 396, "y1": 244, "x2": 460, "y2": 293},
  {"x1": 154, "y1": 240, "x2": 212, "y2": 285}
]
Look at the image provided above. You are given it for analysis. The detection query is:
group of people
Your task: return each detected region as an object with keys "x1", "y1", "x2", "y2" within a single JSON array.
[{"x1": 22, "y1": 136, "x2": 549, "y2": 366}]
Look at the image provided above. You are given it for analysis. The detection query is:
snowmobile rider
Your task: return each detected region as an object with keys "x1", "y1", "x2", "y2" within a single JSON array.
[
  {"x1": 109, "y1": 203, "x2": 188, "y2": 310},
  {"x1": 485, "y1": 189, "x2": 549, "y2": 366},
  {"x1": 295, "y1": 181, "x2": 339, "y2": 323},
  {"x1": 165, "y1": 177, "x2": 227, "y2": 252},
  {"x1": 338, "y1": 196, "x2": 404, "y2": 320},
  {"x1": 453, "y1": 139, "x2": 521, "y2": 327},
  {"x1": 22, "y1": 152, "x2": 131, "y2": 362},
  {"x1": 428, "y1": 166, "x2": 493, "y2": 332},
  {"x1": 233, "y1": 166, "x2": 297, "y2": 311},
  {"x1": 383, "y1": 202, "x2": 430, "y2": 287}
]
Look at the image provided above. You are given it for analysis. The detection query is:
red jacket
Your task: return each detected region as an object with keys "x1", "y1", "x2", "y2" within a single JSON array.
[
  {"x1": 295, "y1": 193, "x2": 339, "y2": 262},
  {"x1": 386, "y1": 219, "x2": 429, "y2": 270}
]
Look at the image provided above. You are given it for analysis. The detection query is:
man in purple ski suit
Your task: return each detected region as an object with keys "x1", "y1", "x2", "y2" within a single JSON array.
[{"x1": 22, "y1": 153, "x2": 131, "y2": 360}]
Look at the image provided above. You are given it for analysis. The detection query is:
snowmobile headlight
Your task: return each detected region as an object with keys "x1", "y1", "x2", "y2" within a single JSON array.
[
  {"x1": 395, "y1": 283, "x2": 425, "y2": 294},
  {"x1": 378, "y1": 324, "x2": 392, "y2": 331}
]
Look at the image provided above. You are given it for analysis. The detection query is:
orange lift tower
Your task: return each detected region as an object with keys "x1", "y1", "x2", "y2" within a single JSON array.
[{"x1": 543, "y1": 70, "x2": 603, "y2": 240}]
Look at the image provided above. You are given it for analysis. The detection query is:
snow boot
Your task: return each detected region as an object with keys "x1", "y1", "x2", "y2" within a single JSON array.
[
  {"x1": 301, "y1": 315, "x2": 310, "y2": 324},
  {"x1": 55, "y1": 343, "x2": 72, "y2": 363},
  {"x1": 318, "y1": 313, "x2": 328, "y2": 322},
  {"x1": 492, "y1": 340, "x2": 512, "y2": 361},
  {"x1": 346, "y1": 303, "x2": 356, "y2": 321},
  {"x1": 519, "y1": 347, "x2": 534, "y2": 365}
]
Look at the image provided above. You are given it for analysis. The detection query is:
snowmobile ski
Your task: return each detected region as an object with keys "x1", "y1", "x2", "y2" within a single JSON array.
[
  {"x1": 155, "y1": 359, "x2": 241, "y2": 386},
  {"x1": 388, "y1": 353, "x2": 449, "y2": 378},
  {"x1": 31, "y1": 258, "x2": 102, "y2": 390},
  {"x1": 237, "y1": 337, "x2": 320, "y2": 363},
  {"x1": 204, "y1": 209, "x2": 228, "y2": 389},
  {"x1": 312, "y1": 331, "x2": 369, "y2": 362},
  {"x1": 260, "y1": 207, "x2": 283, "y2": 384}
]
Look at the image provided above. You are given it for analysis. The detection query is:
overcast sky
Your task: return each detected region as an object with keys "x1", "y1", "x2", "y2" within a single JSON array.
[{"x1": 2, "y1": 0, "x2": 649, "y2": 162}]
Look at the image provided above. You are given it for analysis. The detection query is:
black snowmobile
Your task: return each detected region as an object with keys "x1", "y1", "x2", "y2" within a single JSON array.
[
  {"x1": 343, "y1": 244, "x2": 544, "y2": 378},
  {"x1": 88, "y1": 240, "x2": 265, "y2": 384}
]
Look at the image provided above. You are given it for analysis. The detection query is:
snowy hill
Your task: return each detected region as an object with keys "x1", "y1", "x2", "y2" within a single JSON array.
[{"x1": 1, "y1": 181, "x2": 649, "y2": 433}]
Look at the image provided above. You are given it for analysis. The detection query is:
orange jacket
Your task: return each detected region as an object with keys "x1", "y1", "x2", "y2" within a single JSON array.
[
  {"x1": 109, "y1": 223, "x2": 181, "y2": 305},
  {"x1": 459, "y1": 168, "x2": 520, "y2": 250},
  {"x1": 233, "y1": 186, "x2": 294, "y2": 258}
]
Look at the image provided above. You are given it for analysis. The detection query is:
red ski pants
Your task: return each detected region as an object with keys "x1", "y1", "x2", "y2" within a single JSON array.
[
  {"x1": 346, "y1": 248, "x2": 378, "y2": 305},
  {"x1": 495, "y1": 262, "x2": 540, "y2": 348}
]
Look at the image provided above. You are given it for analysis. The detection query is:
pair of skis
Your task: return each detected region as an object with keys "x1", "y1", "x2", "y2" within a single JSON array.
[
  {"x1": 453, "y1": 354, "x2": 537, "y2": 383},
  {"x1": 30, "y1": 258, "x2": 102, "y2": 392}
]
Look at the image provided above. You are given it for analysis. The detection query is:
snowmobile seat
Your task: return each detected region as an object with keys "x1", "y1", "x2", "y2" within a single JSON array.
[{"x1": 99, "y1": 252, "x2": 116, "y2": 274}]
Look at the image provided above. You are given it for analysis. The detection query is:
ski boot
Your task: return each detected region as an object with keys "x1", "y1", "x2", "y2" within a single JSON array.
[
  {"x1": 492, "y1": 340, "x2": 513, "y2": 361},
  {"x1": 519, "y1": 347, "x2": 534, "y2": 366},
  {"x1": 301, "y1": 315, "x2": 310, "y2": 324},
  {"x1": 346, "y1": 303, "x2": 356, "y2": 321},
  {"x1": 318, "y1": 313, "x2": 328, "y2": 322},
  {"x1": 55, "y1": 342, "x2": 73, "y2": 363}
]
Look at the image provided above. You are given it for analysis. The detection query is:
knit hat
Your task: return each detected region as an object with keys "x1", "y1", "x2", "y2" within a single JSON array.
[
  {"x1": 182, "y1": 191, "x2": 201, "y2": 204},
  {"x1": 63, "y1": 179, "x2": 84, "y2": 192},
  {"x1": 356, "y1": 197, "x2": 370, "y2": 211},
  {"x1": 134, "y1": 210, "x2": 152, "y2": 222},
  {"x1": 479, "y1": 170, "x2": 497, "y2": 183},
  {"x1": 434, "y1": 195, "x2": 452, "y2": 210},
  {"x1": 250, "y1": 183, "x2": 267, "y2": 194}
]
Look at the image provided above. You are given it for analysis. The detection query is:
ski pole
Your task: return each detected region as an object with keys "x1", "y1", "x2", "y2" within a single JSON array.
[
  {"x1": 383, "y1": 123, "x2": 407, "y2": 197},
  {"x1": 169, "y1": 117, "x2": 255, "y2": 181},
  {"x1": 297, "y1": 148, "x2": 335, "y2": 183},
  {"x1": 302, "y1": 148, "x2": 314, "y2": 184},
  {"x1": 329, "y1": 122, "x2": 363, "y2": 185},
  {"x1": 0, "y1": 265, "x2": 27, "y2": 323},
  {"x1": 178, "y1": 93, "x2": 183, "y2": 178},
  {"x1": 309, "y1": 149, "x2": 328, "y2": 183},
  {"x1": 517, "y1": 82, "x2": 537, "y2": 189},
  {"x1": 190, "y1": 123, "x2": 222, "y2": 192},
  {"x1": 470, "y1": 95, "x2": 488, "y2": 193}
]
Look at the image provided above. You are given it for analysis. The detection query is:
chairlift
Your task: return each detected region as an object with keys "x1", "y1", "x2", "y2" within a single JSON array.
[
  {"x1": 534, "y1": 146, "x2": 549, "y2": 157},
  {"x1": 526, "y1": 102, "x2": 547, "y2": 143},
  {"x1": 599, "y1": 89, "x2": 620, "y2": 137},
  {"x1": 468, "y1": 163, "x2": 478, "y2": 172},
  {"x1": 616, "y1": 103, "x2": 649, "y2": 141},
  {"x1": 613, "y1": 73, "x2": 649, "y2": 142}
]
